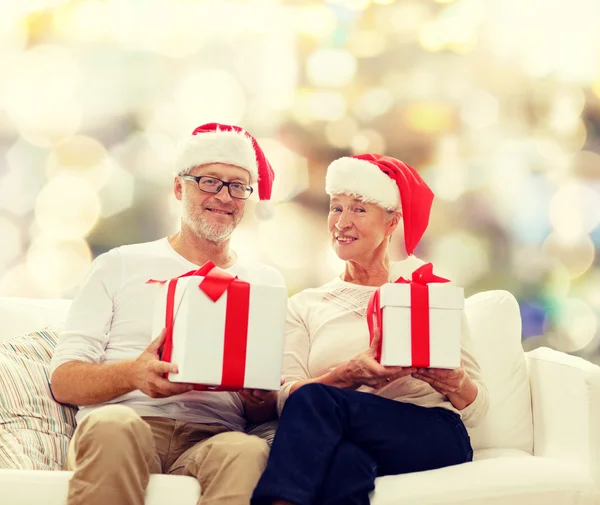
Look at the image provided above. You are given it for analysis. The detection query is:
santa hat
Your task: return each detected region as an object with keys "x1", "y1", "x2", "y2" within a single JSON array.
[
  {"x1": 325, "y1": 153, "x2": 434, "y2": 255},
  {"x1": 174, "y1": 123, "x2": 275, "y2": 219}
]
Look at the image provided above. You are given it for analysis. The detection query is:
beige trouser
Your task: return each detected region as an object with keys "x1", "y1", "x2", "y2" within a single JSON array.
[{"x1": 65, "y1": 405, "x2": 269, "y2": 505}]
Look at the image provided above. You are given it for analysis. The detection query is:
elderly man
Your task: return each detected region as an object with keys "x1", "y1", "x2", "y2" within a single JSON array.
[{"x1": 50, "y1": 123, "x2": 283, "y2": 505}]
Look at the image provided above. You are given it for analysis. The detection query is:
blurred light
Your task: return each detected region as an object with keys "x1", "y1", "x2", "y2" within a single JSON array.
[
  {"x1": 429, "y1": 231, "x2": 489, "y2": 286},
  {"x1": 419, "y1": 3, "x2": 479, "y2": 53},
  {"x1": 295, "y1": 4, "x2": 337, "y2": 38},
  {"x1": 486, "y1": 0, "x2": 600, "y2": 81},
  {"x1": 534, "y1": 83, "x2": 585, "y2": 135},
  {"x1": 306, "y1": 50, "x2": 357, "y2": 88},
  {"x1": 325, "y1": 117, "x2": 359, "y2": 149},
  {"x1": 326, "y1": 0, "x2": 371, "y2": 10},
  {"x1": 98, "y1": 163, "x2": 135, "y2": 218},
  {"x1": 294, "y1": 90, "x2": 347, "y2": 122},
  {"x1": 348, "y1": 30, "x2": 387, "y2": 58},
  {"x1": 0, "y1": 264, "x2": 60, "y2": 298},
  {"x1": 571, "y1": 150, "x2": 600, "y2": 178},
  {"x1": 546, "y1": 263, "x2": 572, "y2": 299},
  {"x1": 110, "y1": 132, "x2": 175, "y2": 183},
  {"x1": 230, "y1": 225, "x2": 262, "y2": 263},
  {"x1": 547, "y1": 298, "x2": 597, "y2": 353},
  {"x1": 26, "y1": 236, "x2": 92, "y2": 294},
  {"x1": 542, "y1": 233, "x2": 595, "y2": 279},
  {"x1": 326, "y1": 245, "x2": 345, "y2": 275},
  {"x1": 419, "y1": 21, "x2": 446, "y2": 52},
  {"x1": 532, "y1": 137, "x2": 573, "y2": 182},
  {"x1": 1, "y1": 139, "x2": 47, "y2": 216},
  {"x1": 573, "y1": 269, "x2": 600, "y2": 311},
  {"x1": 593, "y1": 79, "x2": 600, "y2": 99},
  {"x1": 106, "y1": 0, "x2": 207, "y2": 57},
  {"x1": 174, "y1": 70, "x2": 246, "y2": 130},
  {"x1": 404, "y1": 102, "x2": 453, "y2": 134},
  {"x1": 258, "y1": 203, "x2": 316, "y2": 269},
  {"x1": 54, "y1": 0, "x2": 109, "y2": 42},
  {"x1": 0, "y1": 15, "x2": 28, "y2": 56},
  {"x1": 3, "y1": 45, "x2": 81, "y2": 147},
  {"x1": 548, "y1": 180, "x2": 600, "y2": 242},
  {"x1": 373, "y1": 0, "x2": 395, "y2": 4},
  {"x1": 351, "y1": 130, "x2": 386, "y2": 154},
  {"x1": 355, "y1": 87, "x2": 394, "y2": 120},
  {"x1": 258, "y1": 139, "x2": 308, "y2": 201},
  {"x1": 46, "y1": 135, "x2": 112, "y2": 190},
  {"x1": 235, "y1": 27, "x2": 298, "y2": 113},
  {"x1": 35, "y1": 175, "x2": 101, "y2": 239},
  {"x1": 460, "y1": 90, "x2": 499, "y2": 129},
  {"x1": 430, "y1": 135, "x2": 465, "y2": 201},
  {"x1": 389, "y1": 4, "x2": 431, "y2": 40},
  {"x1": 0, "y1": 217, "x2": 22, "y2": 269}
]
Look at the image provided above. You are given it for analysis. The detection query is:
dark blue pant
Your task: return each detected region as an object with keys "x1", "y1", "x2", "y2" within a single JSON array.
[{"x1": 251, "y1": 383, "x2": 473, "y2": 505}]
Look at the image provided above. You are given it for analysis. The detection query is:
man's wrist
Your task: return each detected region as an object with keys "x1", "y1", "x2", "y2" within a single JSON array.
[{"x1": 121, "y1": 360, "x2": 138, "y2": 391}]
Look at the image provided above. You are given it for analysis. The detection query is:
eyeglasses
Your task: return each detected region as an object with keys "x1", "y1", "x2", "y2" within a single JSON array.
[{"x1": 180, "y1": 175, "x2": 254, "y2": 200}]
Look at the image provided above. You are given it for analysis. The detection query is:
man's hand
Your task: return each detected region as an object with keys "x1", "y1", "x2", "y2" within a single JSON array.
[
  {"x1": 130, "y1": 329, "x2": 194, "y2": 398},
  {"x1": 240, "y1": 388, "x2": 275, "y2": 406},
  {"x1": 240, "y1": 389, "x2": 277, "y2": 424}
]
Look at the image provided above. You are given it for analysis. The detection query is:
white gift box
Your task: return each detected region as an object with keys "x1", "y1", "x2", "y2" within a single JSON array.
[
  {"x1": 377, "y1": 283, "x2": 464, "y2": 369},
  {"x1": 152, "y1": 275, "x2": 287, "y2": 391}
]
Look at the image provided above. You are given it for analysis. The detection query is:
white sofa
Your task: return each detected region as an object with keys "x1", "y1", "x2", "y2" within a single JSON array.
[{"x1": 1, "y1": 292, "x2": 599, "y2": 505}]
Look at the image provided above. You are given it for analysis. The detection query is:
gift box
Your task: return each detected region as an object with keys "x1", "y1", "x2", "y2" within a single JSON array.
[
  {"x1": 367, "y1": 263, "x2": 464, "y2": 369},
  {"x1": 149, "y1": 261, "x2": 287, "y2": 391}
]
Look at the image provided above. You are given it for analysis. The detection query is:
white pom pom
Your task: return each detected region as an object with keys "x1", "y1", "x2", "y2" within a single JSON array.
[{"x1": 255, "y1": 200, "x2": 275, "y2": 220}]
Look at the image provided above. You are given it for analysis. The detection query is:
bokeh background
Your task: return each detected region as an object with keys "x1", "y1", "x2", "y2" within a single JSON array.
[{"x1": 1, "y1": 0, "x2": 600, "y2": 363}]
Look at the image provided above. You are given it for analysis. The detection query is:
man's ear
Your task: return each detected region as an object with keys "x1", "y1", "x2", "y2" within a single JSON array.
[{"x1": 174, "y1": 176, "x2": 183, "y2": 201}]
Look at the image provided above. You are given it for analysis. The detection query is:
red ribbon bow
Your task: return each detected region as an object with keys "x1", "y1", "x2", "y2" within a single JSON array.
[
  {"x1": 147, "y1": 261, "x2": 250, "y2": 391},
  {"x1": 367, "y1": 263, "x2": 449, "y2": 367}
]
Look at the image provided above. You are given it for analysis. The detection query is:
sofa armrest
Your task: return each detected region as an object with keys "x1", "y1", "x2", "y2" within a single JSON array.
[{"x1": 527, "y1": 346, "x2": 600, "y2": 486}]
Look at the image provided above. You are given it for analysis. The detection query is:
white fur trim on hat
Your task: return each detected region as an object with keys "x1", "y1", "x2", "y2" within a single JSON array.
[
  {"x1": 325, "y1": 157, "x2": 400, "y2": 210},
  {"x1": 174, "y1": 129, "x2": 258, "y2": 182}
]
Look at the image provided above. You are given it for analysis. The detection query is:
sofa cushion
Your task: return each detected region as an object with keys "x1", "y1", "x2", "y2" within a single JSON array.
[
  {"x1": 464, "y1": 290, "x2": 533, "y2": 454},
  {"x1": 0, "y1": 298, "x2": 71, "y2": 342},
  {"x1": 370, "y1": 451, "x2": 599, "y2": 505},
  {"x1": 0, "y1": 328, "x2": 77, "y2": 470}
]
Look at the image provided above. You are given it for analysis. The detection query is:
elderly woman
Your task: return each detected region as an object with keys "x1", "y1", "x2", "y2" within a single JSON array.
[{"x1": 251, "y1": 154, "x2": 489, "y2": 505}]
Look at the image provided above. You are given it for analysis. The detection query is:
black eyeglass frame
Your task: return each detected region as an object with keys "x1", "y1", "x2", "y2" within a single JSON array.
[{"x1": 180, "y1": 175, "x2": 254, "y2": 200}]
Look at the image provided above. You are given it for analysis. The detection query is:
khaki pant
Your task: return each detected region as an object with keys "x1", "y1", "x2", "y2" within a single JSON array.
[{"x1": 65, "y1": 405, "x2": 269, "y2": 505}]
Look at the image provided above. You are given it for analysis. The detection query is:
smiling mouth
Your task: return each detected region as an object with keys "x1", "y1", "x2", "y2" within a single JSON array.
[
  {"x1": 206, "y1": 208, "x2": 233, "y2": 216},
  {"x1": 336, "y1": 236, "x2": 357, "y2": 244}
]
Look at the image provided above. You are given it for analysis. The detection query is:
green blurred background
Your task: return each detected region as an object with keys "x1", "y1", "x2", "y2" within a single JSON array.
[{"x1": 1, "y1": 0, "x2": 600, "y2": 363}]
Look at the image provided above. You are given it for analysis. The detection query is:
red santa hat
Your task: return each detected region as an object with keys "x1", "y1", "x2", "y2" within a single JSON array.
[
  {"x1": 174, "y1": 123, "x2": 275, "y2": 219},
  {"x1": 325, "y1": 153, "x2": 434, "y2": 256}
]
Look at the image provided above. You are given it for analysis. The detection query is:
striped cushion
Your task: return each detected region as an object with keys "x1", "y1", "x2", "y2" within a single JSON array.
[
  {"x1": 0, "y1": 328, "x2": 77, "y2": 470},
  {"x1": 246, "y1": 420, "x2": 278, "y2": 446}
]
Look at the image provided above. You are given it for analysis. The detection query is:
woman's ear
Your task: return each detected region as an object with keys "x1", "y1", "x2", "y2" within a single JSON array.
[{"x1": 386, "y1": 211, "x2": 401, "y2": 236}]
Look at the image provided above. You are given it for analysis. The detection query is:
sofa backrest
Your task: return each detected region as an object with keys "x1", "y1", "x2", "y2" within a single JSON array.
[
  {"x1": 465, "y1": 290, "x2": 533, "y2": 454},
  {"x1": 0, "y1": 297, "x2": 72, "y2": 342},
  {"x1": 0, "y1": 292, "x2": 534, "y2": 454}
]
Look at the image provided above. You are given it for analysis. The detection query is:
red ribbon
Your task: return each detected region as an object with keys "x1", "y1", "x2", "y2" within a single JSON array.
[
  {"x1": 147, "y1": 261, "x2": 250, "y2": 391},
  {"x1": 367, "y1": 263, "x2": 449, "y2": 367}
]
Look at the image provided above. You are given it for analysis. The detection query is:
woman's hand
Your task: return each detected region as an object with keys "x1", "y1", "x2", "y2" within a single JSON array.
[
  {"x1": 411, "y1": 367, "x2": 478, "y2": 410},
  {"x1": 411, "y1": 367, "x2": 467, "y2": 395},
  {"x1": 338, "y1": 328, "x2": 415, "y2": 389}
]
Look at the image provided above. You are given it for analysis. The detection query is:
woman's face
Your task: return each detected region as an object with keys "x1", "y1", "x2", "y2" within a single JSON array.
[{"x1": 328, "y1": 193, "x2": 400, "y2": 263}]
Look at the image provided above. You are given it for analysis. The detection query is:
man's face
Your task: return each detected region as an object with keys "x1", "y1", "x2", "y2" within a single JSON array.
[{"x1": 174, "y1": 163, "x2": 251, "y2": 243}]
